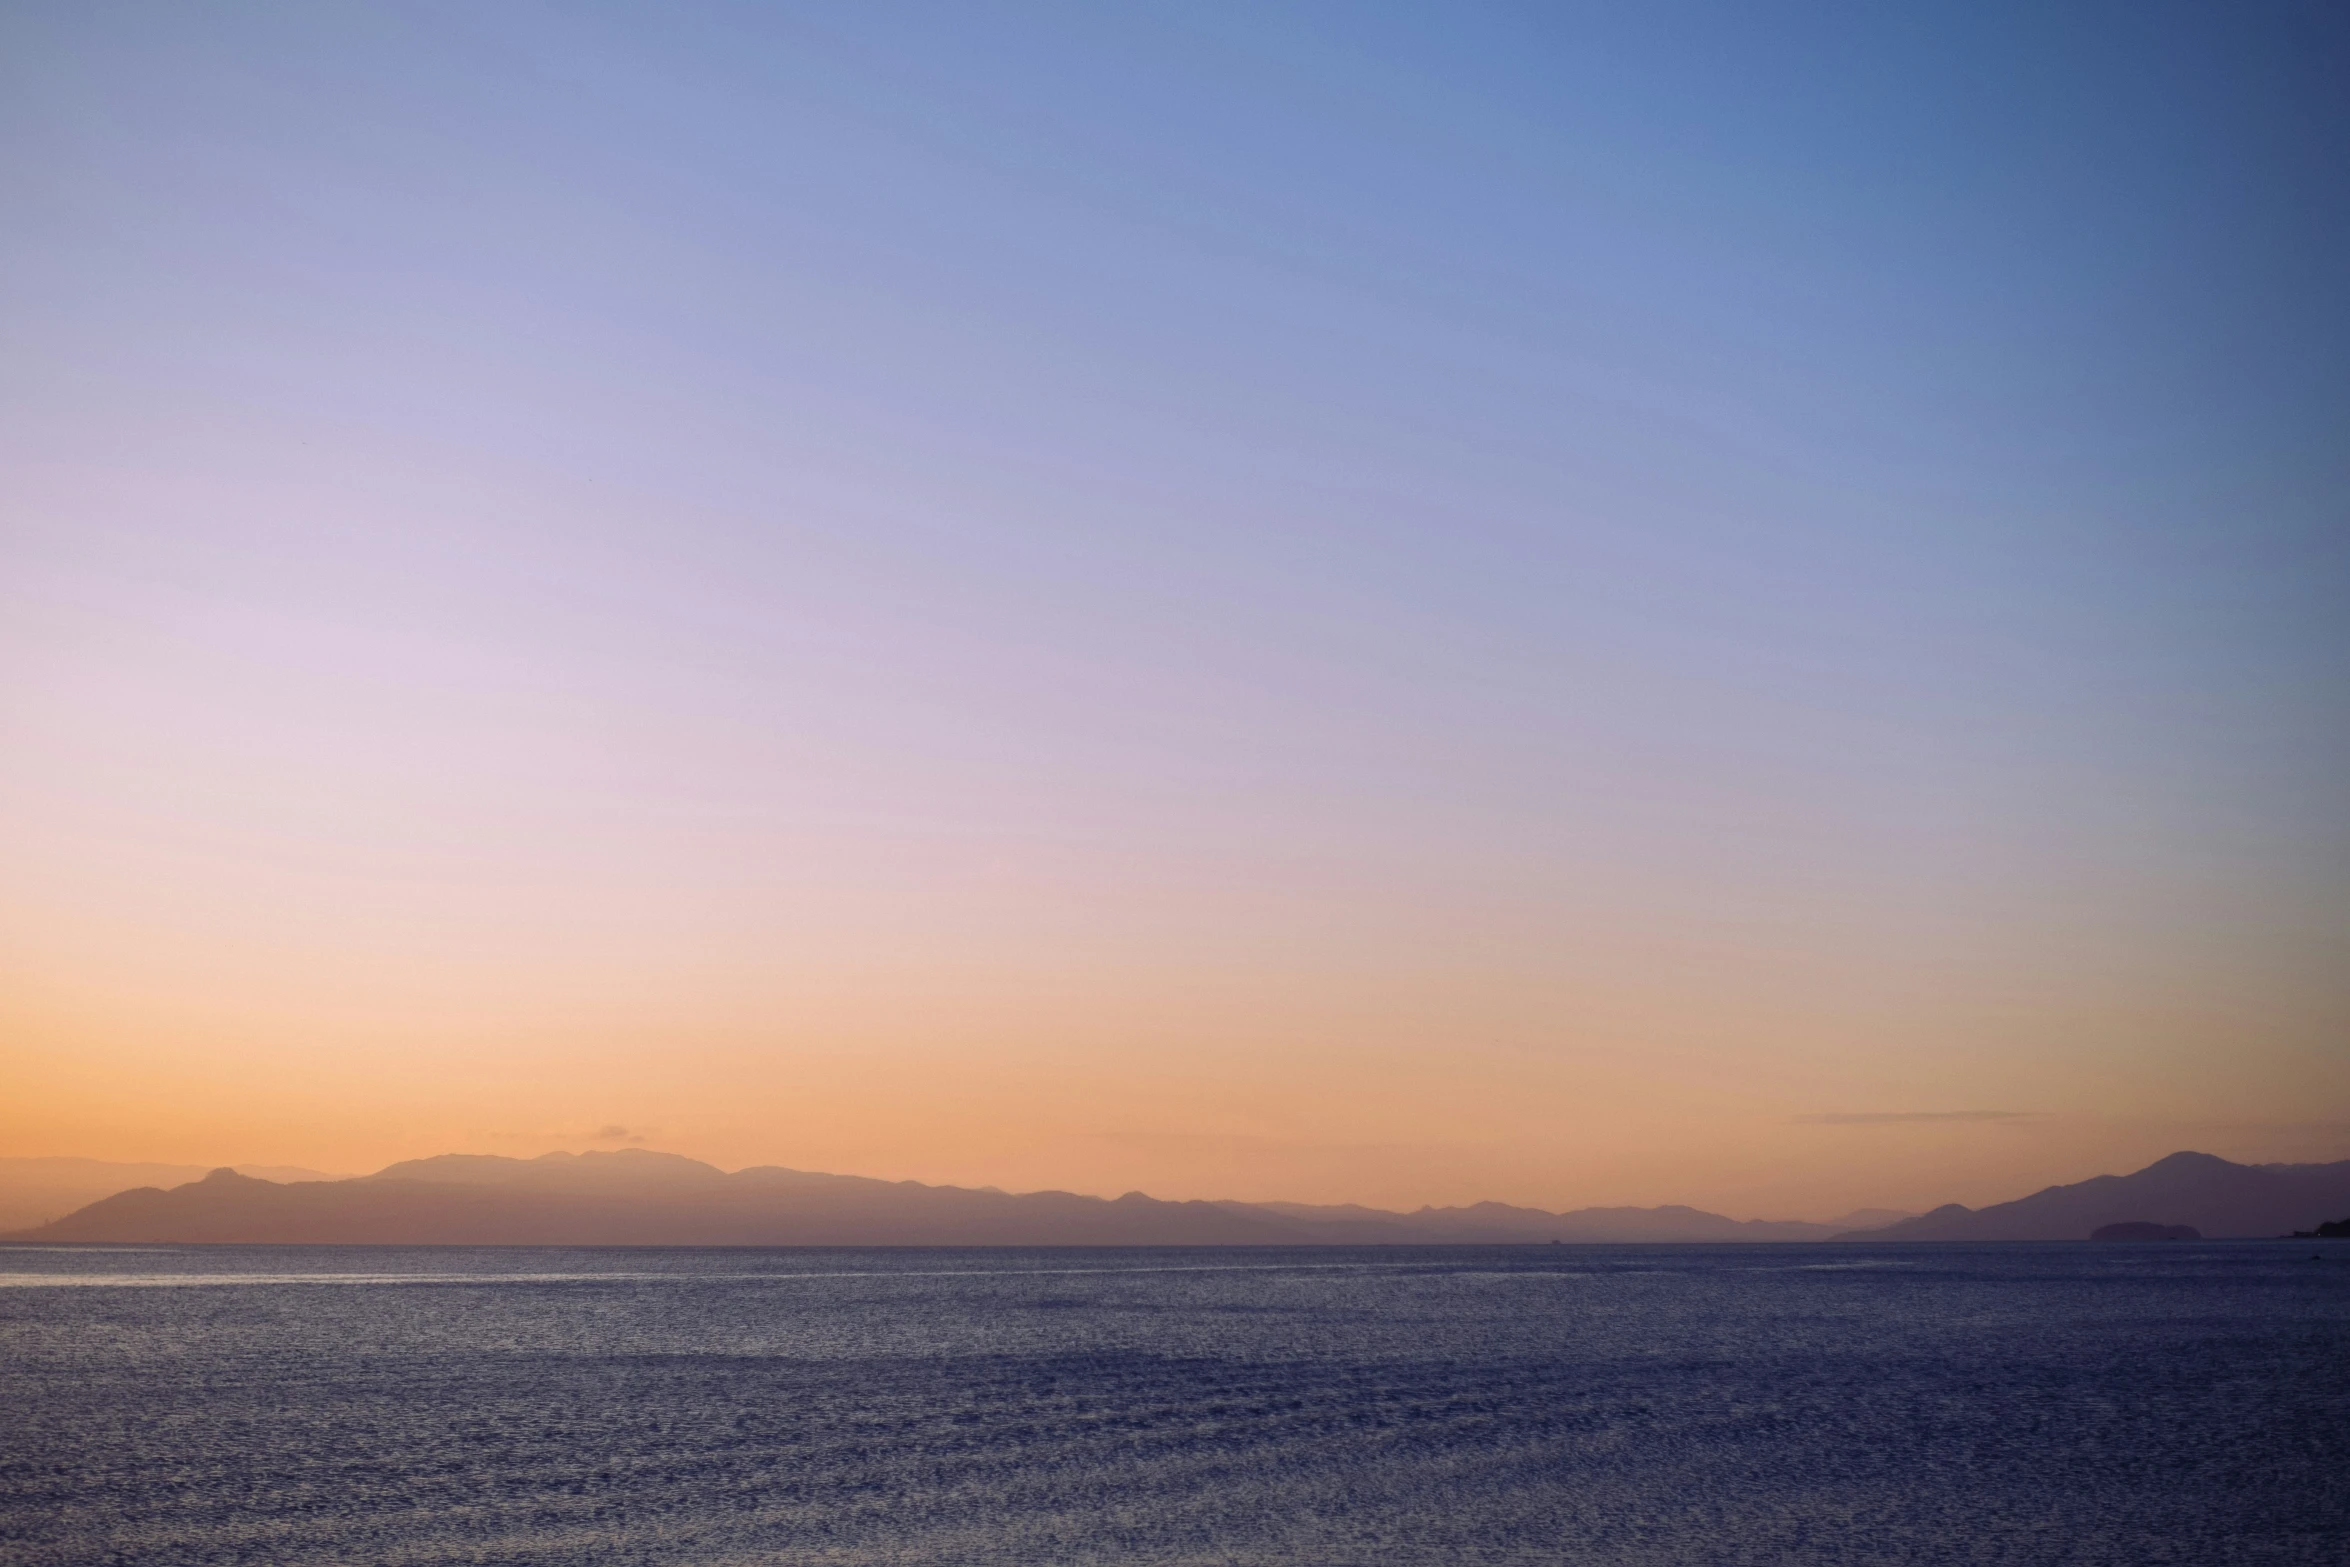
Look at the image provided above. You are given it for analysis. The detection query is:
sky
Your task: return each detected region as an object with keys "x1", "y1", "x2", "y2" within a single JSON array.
[{"x1": 3, "y1": 1, "x2": 2345, "y2": 1219}]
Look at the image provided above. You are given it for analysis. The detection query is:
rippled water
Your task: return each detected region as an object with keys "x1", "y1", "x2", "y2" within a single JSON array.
[{"x1": 3, "y1": 1242, "x2": 2343, "y2": 1564}]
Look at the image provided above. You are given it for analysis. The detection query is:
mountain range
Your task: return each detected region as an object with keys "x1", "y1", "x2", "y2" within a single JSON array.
[
  {"x1": 0, "y1": 1157, "x2": 348, "y2": 1233},
  {"x1": 1828, "y1": 1151, "x2": 2350, "y2": 1242},
  {"x1": 3, "y1": 1150, "x2": 1893, "y2": 1246},
  {"x1": 3, "y1": 1146, "x2": 2344, "y2": 1246}
]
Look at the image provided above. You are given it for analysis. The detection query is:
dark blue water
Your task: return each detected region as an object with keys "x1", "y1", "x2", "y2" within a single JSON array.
[{"x1": 2, "y1": 1243, "x2": 2343, "y2": 1565}]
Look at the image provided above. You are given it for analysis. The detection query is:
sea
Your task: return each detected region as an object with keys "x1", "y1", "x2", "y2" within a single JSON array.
[{"x1": 2, "y1": 1242, "x2": 2343, "y2": 1566}]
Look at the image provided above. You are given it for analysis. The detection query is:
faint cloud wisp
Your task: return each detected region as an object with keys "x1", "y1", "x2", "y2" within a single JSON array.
[{"x1": 1794, "y1": 1111, "x2": 2039, "y2": 1126}]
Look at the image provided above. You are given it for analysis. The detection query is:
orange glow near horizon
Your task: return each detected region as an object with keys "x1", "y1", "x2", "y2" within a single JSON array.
[{"x1": 6, "y1": 766, "x2": 2339, "y2": 1219}]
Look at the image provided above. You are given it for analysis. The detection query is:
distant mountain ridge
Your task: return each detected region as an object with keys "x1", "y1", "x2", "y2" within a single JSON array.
[
  {"x1": 1229, "y1": 1197, "x2": 1866, "y2": 1244},
  {"x1": 0, "y1": 1157, "x2": 348, "y2": 1232},
  {"x1": 5, "y1": 1147, "x2": 2341, "y2": 1247},
  {"x1": 6, "y1": 1155, "x2": 1288, "y2": 1247},
  {"x1": 1833, "y1": 1151, "x2": 2350, "y2": 1241},
  {"x1": 6, "y1": 1147, "x2": 1875, "y2": 1246}
]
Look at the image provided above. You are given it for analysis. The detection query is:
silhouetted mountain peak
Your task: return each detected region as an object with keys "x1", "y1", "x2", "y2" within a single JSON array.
[
  {"x1": 1840, "y1": 1152, "x2": 2350, "y2": 1241},
  {"x1": 2143, "y1": 1151, "x2": 2231, "y2": 1173},
  {"x1": 532, "y1": 1149, "x2": 712, "y2": 1170}
]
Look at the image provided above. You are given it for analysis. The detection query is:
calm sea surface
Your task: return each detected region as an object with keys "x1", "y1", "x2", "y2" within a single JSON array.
[{"x1": 2, "y1": 1242, "x2": 2343, "y2": 1565}]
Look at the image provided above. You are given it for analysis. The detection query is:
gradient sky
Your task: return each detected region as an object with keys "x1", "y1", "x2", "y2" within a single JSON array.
[{"x1": 4, "y1": 2, "x2": 2345, "y2": 1218}]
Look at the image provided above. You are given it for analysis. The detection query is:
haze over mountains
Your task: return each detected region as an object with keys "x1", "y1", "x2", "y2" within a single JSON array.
[
  {"x1": 5, "y1": 1148, "x2": 2345, "y2": 1246},
  {"x1": 0, "y1": 1157, "x2": 348, "y2": 1233}
]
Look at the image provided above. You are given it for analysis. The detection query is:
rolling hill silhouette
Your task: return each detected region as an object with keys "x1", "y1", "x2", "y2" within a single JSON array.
[
  {"x1": 1833, "y1": 1151, "x2": 2350, "y2": 1241},
  {"x1": 0, "y1": 1156, "x2": 347, "y2": 1232},
  {"x1": 7, "y1": 1147, "x2": 2340, "y2": 1246},
  {"x1": 6, "y1": 1148, "x2": 1865, "y2": 1246}
]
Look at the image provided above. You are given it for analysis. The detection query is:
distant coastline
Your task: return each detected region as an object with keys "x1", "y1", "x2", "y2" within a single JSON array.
[{"x1": 6, "y1": 1148, "x2": 2346, "y2": 1248}]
